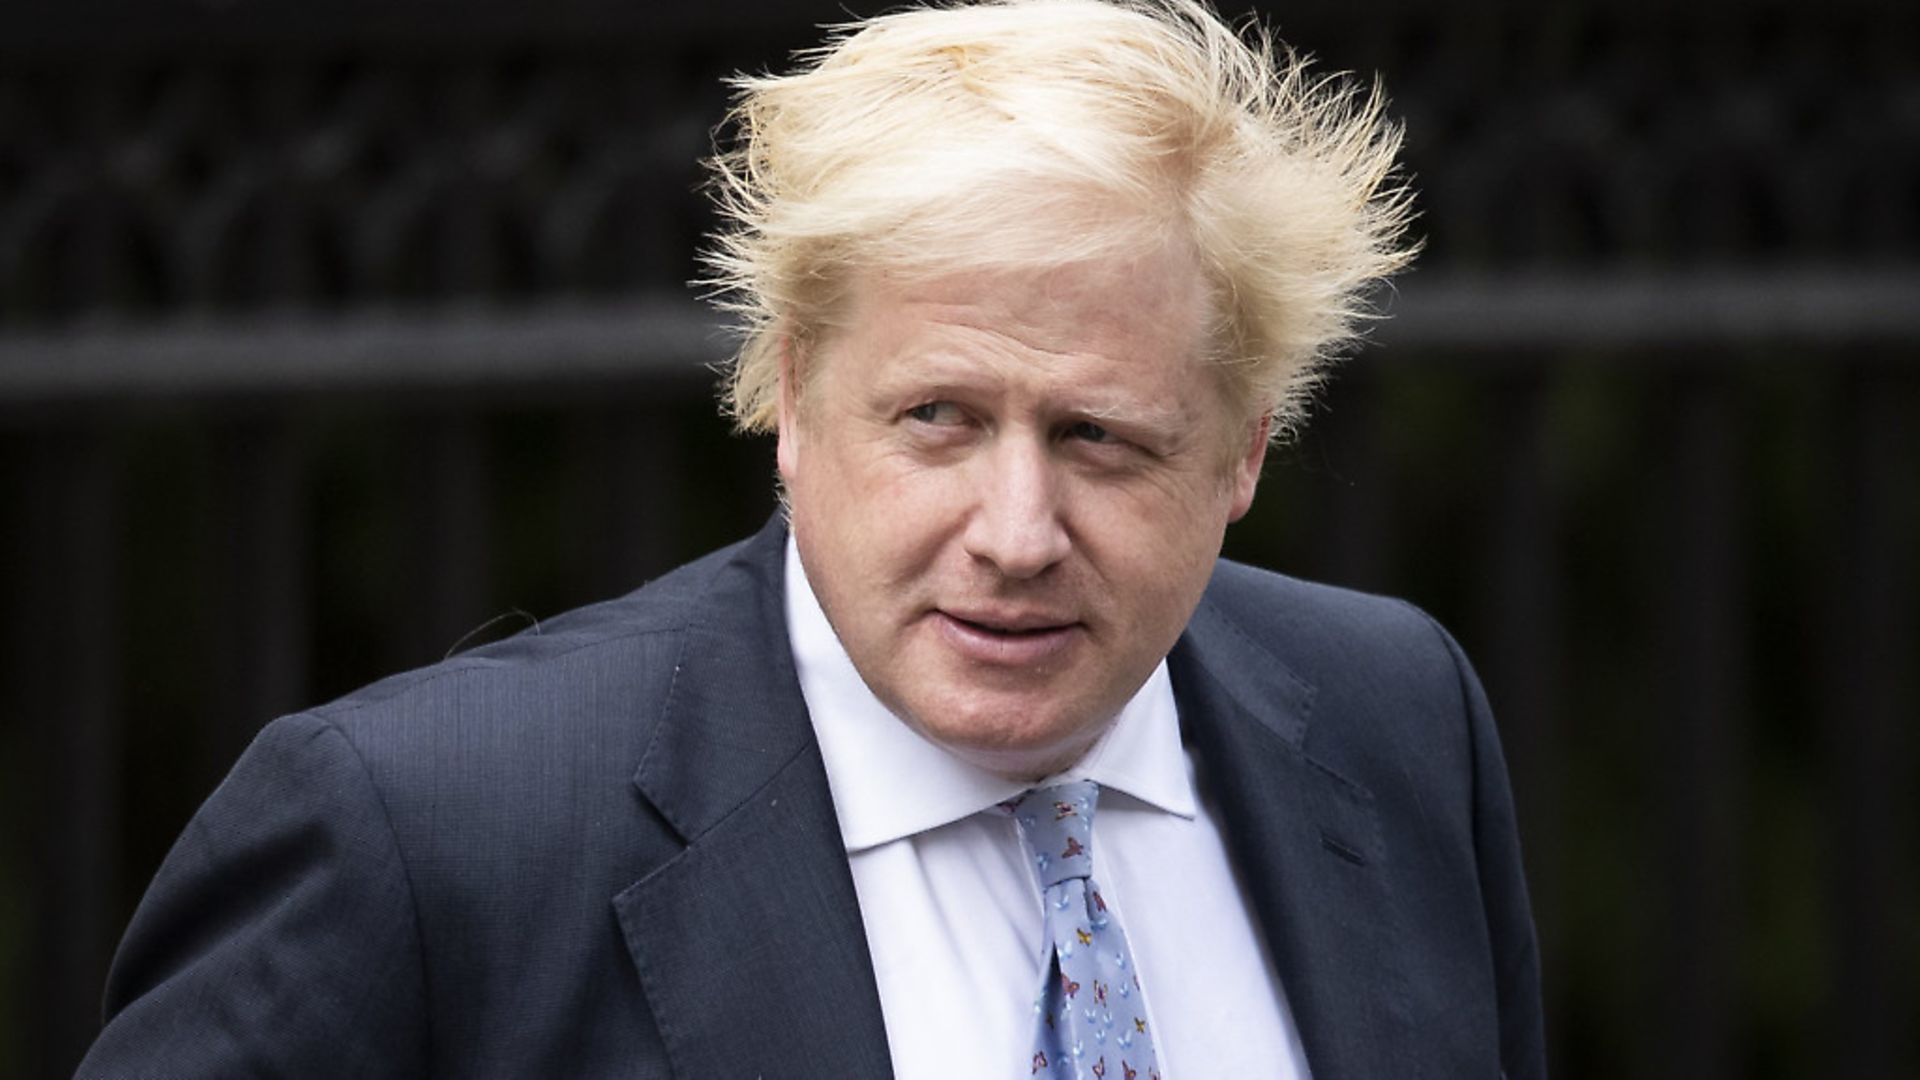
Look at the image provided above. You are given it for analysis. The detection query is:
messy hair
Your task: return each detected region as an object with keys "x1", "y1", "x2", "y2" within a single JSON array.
[{"x1": 702, "y1": 0, "x2": 1417, "y2": 440}]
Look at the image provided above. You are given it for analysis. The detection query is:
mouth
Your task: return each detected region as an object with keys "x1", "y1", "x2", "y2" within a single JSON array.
[
  {"x1": 933, "y1": 609, "x2": 1083, "y2": 667},
  {"x1": 948, "y1": 614, "x2": 1073, "y2": 636}
]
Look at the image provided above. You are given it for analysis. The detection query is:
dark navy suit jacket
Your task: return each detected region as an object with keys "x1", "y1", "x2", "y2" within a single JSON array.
[{"x1": 82, "y1": 518, "x2": 1546, "y2": 1078}]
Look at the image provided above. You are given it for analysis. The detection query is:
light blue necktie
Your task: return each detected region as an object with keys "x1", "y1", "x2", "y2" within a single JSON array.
[{"x1": 1012, "y1": 781, "x2": 1162, "y2": 1080}]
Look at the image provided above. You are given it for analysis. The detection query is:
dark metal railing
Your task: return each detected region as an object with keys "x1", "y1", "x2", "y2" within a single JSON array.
[{"x1": 6, "y1": 294, "x2": 1913, "y2": 1078}]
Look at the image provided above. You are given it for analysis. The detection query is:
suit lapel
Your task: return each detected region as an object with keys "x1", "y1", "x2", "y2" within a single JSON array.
[
  {"x1": 1170, "y1": 595, "x2": 1415, "y2": 1080},
  {"x1": 613, "y1": 521, "x2": 893, "y2": 1079}
]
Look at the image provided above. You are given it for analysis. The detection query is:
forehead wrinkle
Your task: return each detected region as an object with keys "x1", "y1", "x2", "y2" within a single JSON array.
[
  {"x1": 879, "y1": 252, "x2": 1208, "y2": 357},
  {"x1": 882, "y1": 282, "x2": 1205, "y2": 374},
  {"x1": 883, "y1": 297, "x2": 1092, "y2": 367},
  {"x1": 871, "y1": 330, "x2": 1191, "y2": 423}
]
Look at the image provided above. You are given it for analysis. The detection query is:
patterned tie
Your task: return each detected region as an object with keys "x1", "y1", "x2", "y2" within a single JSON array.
[{"x1": 1012, "y1": 781, "x2": 1161, "y2": 1080}]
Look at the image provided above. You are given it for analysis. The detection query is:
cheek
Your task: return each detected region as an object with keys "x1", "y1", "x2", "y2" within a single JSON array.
[
  {"x1": 809, "y1": 442, "x2": 968, "y2": 568},
  {"x1": 1068, "y1": 473, "x2": 1230, "y2": 616},
  {"x1": 1072, "y1": 468, "x2": 1232, "y2": 555}
]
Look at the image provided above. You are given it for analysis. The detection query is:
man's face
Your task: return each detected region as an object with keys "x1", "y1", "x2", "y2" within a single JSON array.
[{"x1": 777, "y1": 244, "x2": 1266, "y2": 779}]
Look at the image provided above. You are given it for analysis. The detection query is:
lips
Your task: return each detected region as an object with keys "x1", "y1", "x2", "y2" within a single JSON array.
[
  {"x1": 946, "y1": 611, "x2": 1075, "y2": 634},
  {"x1": 933, "y1": 608, "x2": 1083, "y2": 667}
]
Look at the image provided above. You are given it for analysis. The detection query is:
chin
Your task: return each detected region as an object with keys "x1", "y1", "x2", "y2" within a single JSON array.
[{"x1": 908, "y1": 696, "x2": 1099, "y2": 776}]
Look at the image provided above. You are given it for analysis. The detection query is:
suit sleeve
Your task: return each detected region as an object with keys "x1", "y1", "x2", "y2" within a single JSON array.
[
  {"x1": 78, "y1": 712, "x2": 431, "y2": 1079},
  {"x1": 1436, "y1": 625, "x2": 1549, "y2": 1079}
]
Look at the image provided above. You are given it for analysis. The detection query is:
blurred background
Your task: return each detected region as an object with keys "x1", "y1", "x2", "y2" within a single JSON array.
[{"x1": 1, "y1": 0, "x2": 1914, "y2": 1075}]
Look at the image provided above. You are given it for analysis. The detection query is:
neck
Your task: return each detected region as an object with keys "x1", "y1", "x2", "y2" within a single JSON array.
[{"x1": 928, "y1": 727, "x2": 1106, "y2": 785}]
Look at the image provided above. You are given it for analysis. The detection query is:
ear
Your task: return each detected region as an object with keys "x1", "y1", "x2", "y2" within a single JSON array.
[
  {"x1": 1226, "y1": 414, "x2": 1270, "y2": 523},
  {"x1": 775, "y1": 336, "x2": 802, "y2": 484}
]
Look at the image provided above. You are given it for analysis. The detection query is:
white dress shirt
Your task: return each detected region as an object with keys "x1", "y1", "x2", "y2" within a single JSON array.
[{"x1": 785, "y1": 539, "x2": 1312, "y2": 1079}]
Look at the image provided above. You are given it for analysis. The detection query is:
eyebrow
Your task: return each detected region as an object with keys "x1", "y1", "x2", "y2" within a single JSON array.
[
  {"x1": 1075, "y1": 398, "x2": 1189, "y2": 437},
  {"x1": 870, "y1": 344, "x2": 1201, "y2": 441}
]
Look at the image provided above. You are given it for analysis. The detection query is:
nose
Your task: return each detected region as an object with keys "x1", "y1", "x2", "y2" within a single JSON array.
[{"x1": 962, "y1": 435, "x2": 1071, "y2": 579}]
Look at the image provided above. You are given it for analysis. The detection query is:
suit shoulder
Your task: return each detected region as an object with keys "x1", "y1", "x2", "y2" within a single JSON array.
[
  {"x1": 1204, "y1": 557, "x2": 1452, "y2": 665},
  {"x1": 287, "y1": 537, "x2": 762, "y2": 796},
  {"x1": 309, "y1": 538, "x2": 743, "y2": 723},
  {"x1": 1199, "y1": 558, "x2": 1479, "y2": 752},
  {"x1": 1196, "y1": 557, "x2": 1484, "y2": 794},
  {"x1": 245, "y1": 535, "x2": 776, "y2": 892}
]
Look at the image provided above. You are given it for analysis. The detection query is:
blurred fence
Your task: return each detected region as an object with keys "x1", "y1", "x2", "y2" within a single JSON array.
[{"x1": 2, "y1": 1, "x2": 1917, "y2": 1077}]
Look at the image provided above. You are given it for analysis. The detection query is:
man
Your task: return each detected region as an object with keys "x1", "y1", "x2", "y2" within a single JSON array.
[{"x1": 83, "y1": 1, "x2": 1544, "y2": 1077}]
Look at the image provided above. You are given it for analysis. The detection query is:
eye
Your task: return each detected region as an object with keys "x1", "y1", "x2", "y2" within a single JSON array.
[
  {"x1": 905, "y1": 401, "x2": 964, "y2": 425},
  {"x1": 1067, "y1": 420, "x2": 1115, "y2": 444}
]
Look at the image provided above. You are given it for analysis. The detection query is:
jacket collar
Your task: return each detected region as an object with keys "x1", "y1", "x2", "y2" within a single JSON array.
[
  {"x1": 1170, "y1": 588, "x2": 1415, "y2": 1080},
  {"x1": 613, "y1": 517, "x2": 895, "y2": 1079}
]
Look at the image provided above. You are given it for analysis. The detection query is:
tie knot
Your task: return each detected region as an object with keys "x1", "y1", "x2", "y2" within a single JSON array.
[{"x1": 1011, "y1": 780, "x2": 1099, "y2": 888}]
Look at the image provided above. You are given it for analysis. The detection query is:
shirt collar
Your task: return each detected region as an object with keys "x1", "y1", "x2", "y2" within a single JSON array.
[{"x1": 784, "y1": 535, "x2": 1195, "y2": 854}]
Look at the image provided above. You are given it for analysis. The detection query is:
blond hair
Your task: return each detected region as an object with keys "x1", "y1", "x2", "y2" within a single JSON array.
[{"x1": 702, "y1": 0, "x2": 1417, "y2": 439}]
